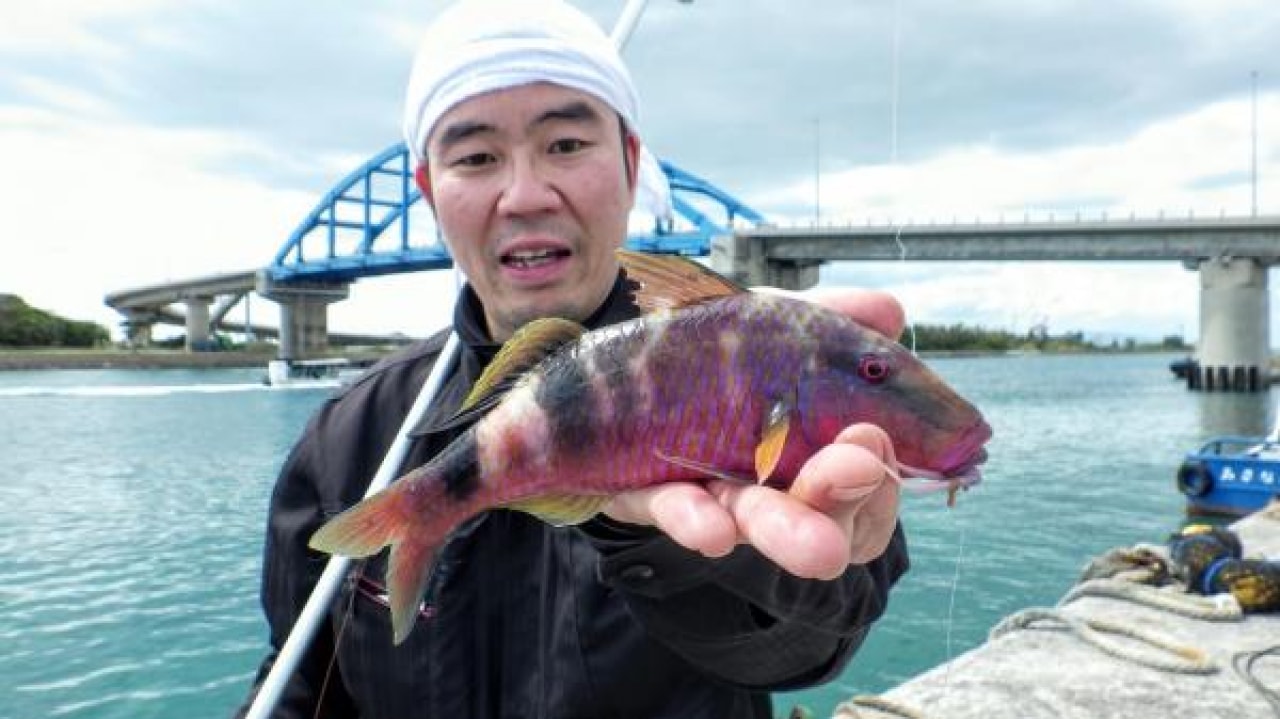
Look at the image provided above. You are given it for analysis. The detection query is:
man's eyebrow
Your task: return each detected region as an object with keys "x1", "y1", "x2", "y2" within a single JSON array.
[
  {"x1": 434, "y1": 101, "x2": 604, "y2": 152},
  {"x1": 434, "y1": 120, "x2": 495, "y2": 152},
  {"x1": 529, "y1": 100, "x2": 603, "y2": 130}
]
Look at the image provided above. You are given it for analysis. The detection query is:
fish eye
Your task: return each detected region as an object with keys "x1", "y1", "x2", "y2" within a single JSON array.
[{"x1": 857, "y1": 354, "x2": 892, "y2": 384}]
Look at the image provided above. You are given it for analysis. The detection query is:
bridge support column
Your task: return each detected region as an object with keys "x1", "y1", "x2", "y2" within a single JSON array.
[
  {"x1": 256, "y1": 273, "x2": 350, "y2": 360},
  {"x1": 1191, "y1": 257, "x2": 1270, "y2": 392},
  {"x1": 121, "y1": 311, "x2": 155, "y2": 347},
  {"x1": 184, "y1": 296, "x2": 214, "y2": 351},
  {"x1": 711, "y1": 234, "x2": 820, "y2": 291}
]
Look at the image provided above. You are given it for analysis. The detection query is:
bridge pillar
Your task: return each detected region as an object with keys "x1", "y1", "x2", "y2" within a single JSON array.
[
  {"x1": 121, "y1": 311, "x2": 155, "y2": 347},
  {"x1": 184, "y1": 296, "x2": 214, "y2": 351},
  {"x1": 711, "y1": 234, "x2": 820, "y2": 291},
  {"x1": 256, "y1": 272, "x2": 350, "y2": 360},
  {"x1": 1192, "y1": 257, "x2": 1270, "y2": 392}
]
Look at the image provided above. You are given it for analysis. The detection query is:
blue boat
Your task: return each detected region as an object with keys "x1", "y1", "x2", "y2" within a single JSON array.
[{"x1": 1177, "y1": 430, "x2": 1280, "y2": 516}]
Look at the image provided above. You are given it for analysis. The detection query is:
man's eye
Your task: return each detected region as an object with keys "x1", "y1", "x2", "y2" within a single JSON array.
[
  {"x1": 549, "y1": 138, "x2": 589, "y2": 154},
  {"x1": 452, "y1": 152, "x2": 494, "y2": 168}
]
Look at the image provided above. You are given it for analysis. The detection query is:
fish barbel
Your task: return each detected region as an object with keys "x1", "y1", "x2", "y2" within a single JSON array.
[{"x1": 310, "y1": 251, "x2": 992, "y2": 643}]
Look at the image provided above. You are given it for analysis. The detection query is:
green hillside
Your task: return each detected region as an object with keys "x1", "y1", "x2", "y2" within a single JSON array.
[{"x1": 0, "y1": 294, "x2": 111, "y2": 348}]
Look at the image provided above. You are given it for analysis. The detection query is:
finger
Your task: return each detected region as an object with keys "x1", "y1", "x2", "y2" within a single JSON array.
[
  {"x1": 751, "y1": 286, "x2": 904, "y2": 340},
  {"x1": 787, "y1": 425, "x2": 902, "y2": 564},
  {"x1": 788, "y1": 424, "x2": 897, "y2": 513},
  {"x1": 809, "y1": 289, "x2": 906, "y2": 340},
  {"x1": 845, "y1": 480, "x2": 900, "y2": 564},
  {"x1": 706, "y1": 481, "x2": 851, "y2": 580},
  {"x1": 603, "y1": 482, "x2": 739, "y2": 558}
]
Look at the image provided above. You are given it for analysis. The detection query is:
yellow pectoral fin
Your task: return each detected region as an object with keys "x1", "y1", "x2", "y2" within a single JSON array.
[
  {"x1": 755, "y1": 400, "x2": 791, "y2": 483},
  {"x1": 504, "y1": 494, "x2": 611, "y2": 527}
]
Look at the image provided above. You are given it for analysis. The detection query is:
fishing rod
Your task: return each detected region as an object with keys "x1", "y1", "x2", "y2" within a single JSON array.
[{"x1": 242, "y1": 2, "x2": 670, "y2": 716}]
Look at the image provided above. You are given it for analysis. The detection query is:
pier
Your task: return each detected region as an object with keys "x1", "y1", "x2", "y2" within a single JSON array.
[{"x1": 829, "y1": 508, "x2": 1280, "y2": 718}]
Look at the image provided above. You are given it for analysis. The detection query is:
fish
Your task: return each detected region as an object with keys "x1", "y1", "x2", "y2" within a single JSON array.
[{"x1": 309, "y1": 250, "x2": 992, "y2": 643}]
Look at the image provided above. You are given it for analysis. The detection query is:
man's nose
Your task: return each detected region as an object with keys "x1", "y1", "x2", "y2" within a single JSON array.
[{"x1": 497, "y1": 155, "x2": 561, "y2": 215}]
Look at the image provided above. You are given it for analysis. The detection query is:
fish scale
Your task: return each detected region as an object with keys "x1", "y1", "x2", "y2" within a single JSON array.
[{"x1": 309, "y1": 251, "x2": 992, "y2": 644}]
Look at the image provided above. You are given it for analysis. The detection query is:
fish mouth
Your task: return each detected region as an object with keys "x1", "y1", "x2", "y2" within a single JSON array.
[{"x1": 896, "y1": 421, "x2": 992, "y2": 495}]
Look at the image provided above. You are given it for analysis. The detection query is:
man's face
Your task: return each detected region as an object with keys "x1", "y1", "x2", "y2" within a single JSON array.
[{"x1": 421, "y1": 83, "x2": 639, "y2": 341}]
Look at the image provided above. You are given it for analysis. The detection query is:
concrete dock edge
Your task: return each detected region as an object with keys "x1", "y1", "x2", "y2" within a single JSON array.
[{"x1": 832, "y1": 508, "x2": 1280, "y2": 718}]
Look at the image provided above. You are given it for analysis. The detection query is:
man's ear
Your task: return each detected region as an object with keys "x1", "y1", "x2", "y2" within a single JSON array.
[
  {"x1": 413, "y1": 164, "x2": 434, "y2": 208},
  {"x1": 623, "y1": 132, "x2": 640, "y2": 191}
]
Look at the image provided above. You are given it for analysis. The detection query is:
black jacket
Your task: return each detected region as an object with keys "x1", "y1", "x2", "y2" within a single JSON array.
[{"x1": 236, "y1": 276, "x2": 909, "y2": 718}]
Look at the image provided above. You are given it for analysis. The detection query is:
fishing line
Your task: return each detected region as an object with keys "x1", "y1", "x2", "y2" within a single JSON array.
[
  {"x1": 315, "y1": 562, "x2": 364, "y2": 719},
  {"x1": 886, "y1": 0, "x2": 917, "y2": 355},
  {"x1": 939, "y1": 508, "x2": 969, "y2": 689},
  {"x1": 884, "y1": 0, "x2": 970, "y2": 700}
]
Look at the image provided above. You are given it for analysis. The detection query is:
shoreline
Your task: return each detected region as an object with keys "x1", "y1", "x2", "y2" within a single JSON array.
[
  {"x1": 0, "y1": 349, "x2": 280, "y2": 371},
  {"x1": 0, "y1": 346, "x2": 1189, "y2": 371}
]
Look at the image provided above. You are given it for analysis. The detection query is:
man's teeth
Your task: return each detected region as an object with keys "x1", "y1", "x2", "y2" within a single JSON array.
[{"x1": 506, "y1": 249, "x2": 562, "y2": 267}]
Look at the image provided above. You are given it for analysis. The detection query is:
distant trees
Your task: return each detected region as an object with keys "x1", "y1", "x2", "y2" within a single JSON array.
[
  {"x1": 0, "y1": 294, "x2": 111, "y2": 348},
  {"x1": 911, "y1": 323, "x2": 1021, "y2": 352},
  {"x1": 909, "y1": 322, "x2": 1181, "y2": 353}
]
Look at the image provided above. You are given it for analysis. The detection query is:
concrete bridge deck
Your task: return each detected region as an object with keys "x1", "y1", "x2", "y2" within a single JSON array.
[
  {"x1": 734, "y1": 215, "x2": 1280, "y2": 264},
  {"x1": 828, "y1": 508, "x2": 1280, "y2": 718}
]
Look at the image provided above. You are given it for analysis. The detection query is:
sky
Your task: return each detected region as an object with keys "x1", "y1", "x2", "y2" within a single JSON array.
[{"x1": 2, "y1": 0, "x2": 1278, "y2": 343}]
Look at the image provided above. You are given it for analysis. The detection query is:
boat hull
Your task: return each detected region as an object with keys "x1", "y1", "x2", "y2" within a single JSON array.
[{"x1": 1178, "y1": 436, "x2": 1280, "y2": 517}]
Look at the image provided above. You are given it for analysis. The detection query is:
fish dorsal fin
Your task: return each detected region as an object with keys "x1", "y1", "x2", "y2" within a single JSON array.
[
  {"x1": 617, "y1": 249, "x2": 747, "y2": 312},
  {"x1": 504, "y1": 493, "x2": 611, "y2": 526},
  {"x1": 460, "y1": 317, "x2": 586, "y2": 411}
]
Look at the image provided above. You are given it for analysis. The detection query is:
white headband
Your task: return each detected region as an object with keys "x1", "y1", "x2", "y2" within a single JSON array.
[{"x1": 402, "y1": 0, "x2": 672, "y2": 220}]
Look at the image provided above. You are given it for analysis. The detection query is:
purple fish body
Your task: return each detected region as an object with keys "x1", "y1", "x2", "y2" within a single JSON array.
[{"x1": 310, "y1": 254, "x2": 992, "y2": 643}]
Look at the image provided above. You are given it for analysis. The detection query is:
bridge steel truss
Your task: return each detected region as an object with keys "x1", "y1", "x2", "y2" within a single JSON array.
[{"x1": 265, "y1": 143, "x2": 765, "y2": 284}]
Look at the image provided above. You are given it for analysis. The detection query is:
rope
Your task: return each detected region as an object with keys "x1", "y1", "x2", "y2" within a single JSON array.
[
  {"x1": 989, "y1": 608, "x2": 1219, "y2": 675},
  {"x1": 1059, "y1": 577, "x2": 1244, "y2": 621},
  {"x1": 1233, "y1": 645, "x2": 1280, "y2": 716},
  {"x1": 832, "y1": 694, "x2": 928, "y2": 719}
]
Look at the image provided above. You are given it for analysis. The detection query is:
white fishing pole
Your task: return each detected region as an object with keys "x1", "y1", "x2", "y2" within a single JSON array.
[
  {"x1": 244, "y1": 2, "x2": 675, "y2": 716},
  {"x1": 244, "y1": 331, "x2": 460, "y2": 719}
]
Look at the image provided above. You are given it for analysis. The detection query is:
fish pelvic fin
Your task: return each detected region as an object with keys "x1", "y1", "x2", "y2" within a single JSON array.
[{"x1": 617, "y1": 249, "x2": 747, "y2": 312}]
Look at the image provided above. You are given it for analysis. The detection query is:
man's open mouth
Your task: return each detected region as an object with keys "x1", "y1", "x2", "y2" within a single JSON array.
[{"x1": 502, "y1": 248, "x2": 571, "y2": 269}]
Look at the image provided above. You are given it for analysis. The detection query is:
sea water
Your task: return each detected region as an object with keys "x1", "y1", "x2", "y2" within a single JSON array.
[{"x1": 0, "y1": 355, "x2": 1271, "y2": 719}]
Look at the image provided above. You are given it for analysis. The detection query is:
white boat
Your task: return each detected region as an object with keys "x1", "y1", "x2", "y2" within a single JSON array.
[{"x1": 264, "y1": 358, "x2": 371, "y2": 388}]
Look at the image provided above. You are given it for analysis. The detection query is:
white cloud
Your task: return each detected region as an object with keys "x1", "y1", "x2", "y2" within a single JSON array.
[
  {"x1": 0, "y1": 1, "x2": 169, "y2": 53},
  {"x1": 0, "y1": 107, "x2": 313, "y2": 334},
  {"x1": 756, "y1": 93, "x2": 1278, "y2": 221}
]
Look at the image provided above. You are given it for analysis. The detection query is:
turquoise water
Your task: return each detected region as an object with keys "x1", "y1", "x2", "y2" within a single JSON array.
[{"x1": 0, "y1": 356, "x2": 1271, "y2": 719}]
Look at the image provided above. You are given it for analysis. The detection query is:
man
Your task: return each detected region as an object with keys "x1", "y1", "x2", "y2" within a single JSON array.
[{"x1": 237, "y1": 1, "x2": 908, "y2": 717}]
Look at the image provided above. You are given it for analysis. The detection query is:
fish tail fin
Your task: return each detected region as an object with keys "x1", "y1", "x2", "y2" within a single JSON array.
[
  {"x1": 309, "y1": 475, "x2": 459, "y2": 644},
  {"x1": 386, "y1": 534, "x2": 438, "y2": 644},
  {"x1": 309, "y1": 487, "x2": 410, "y2": 558}
]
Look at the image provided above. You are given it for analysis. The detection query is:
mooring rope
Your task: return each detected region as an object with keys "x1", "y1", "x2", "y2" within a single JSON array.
[
  {"x1": 832, "y1": 694, "x2": 928, "y2": 719},
  {"x1": 1059, "y1": 577, "x2": 1244, "y2": 621},
  {"x1": 1233, "y1": 645, "x2": 1280, "y2": 715},
  {"x1": 989, "y1": 607, "x2": 1219, "y2": 675}
]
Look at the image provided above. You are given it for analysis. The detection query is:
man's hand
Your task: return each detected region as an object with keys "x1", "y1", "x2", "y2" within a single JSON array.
[{"x1": 603, "y1": 289, "x2": 905, "y2": 579}]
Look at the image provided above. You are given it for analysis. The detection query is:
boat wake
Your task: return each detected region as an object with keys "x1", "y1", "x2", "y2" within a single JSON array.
[{"x1": 0, "y1": 383, "x2": 328, "y2": 398}]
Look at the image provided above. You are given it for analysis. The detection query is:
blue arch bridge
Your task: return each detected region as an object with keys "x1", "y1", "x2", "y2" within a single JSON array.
[{"x1": 105, "y1": 143, "x2": 1280, "y2": 392}]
